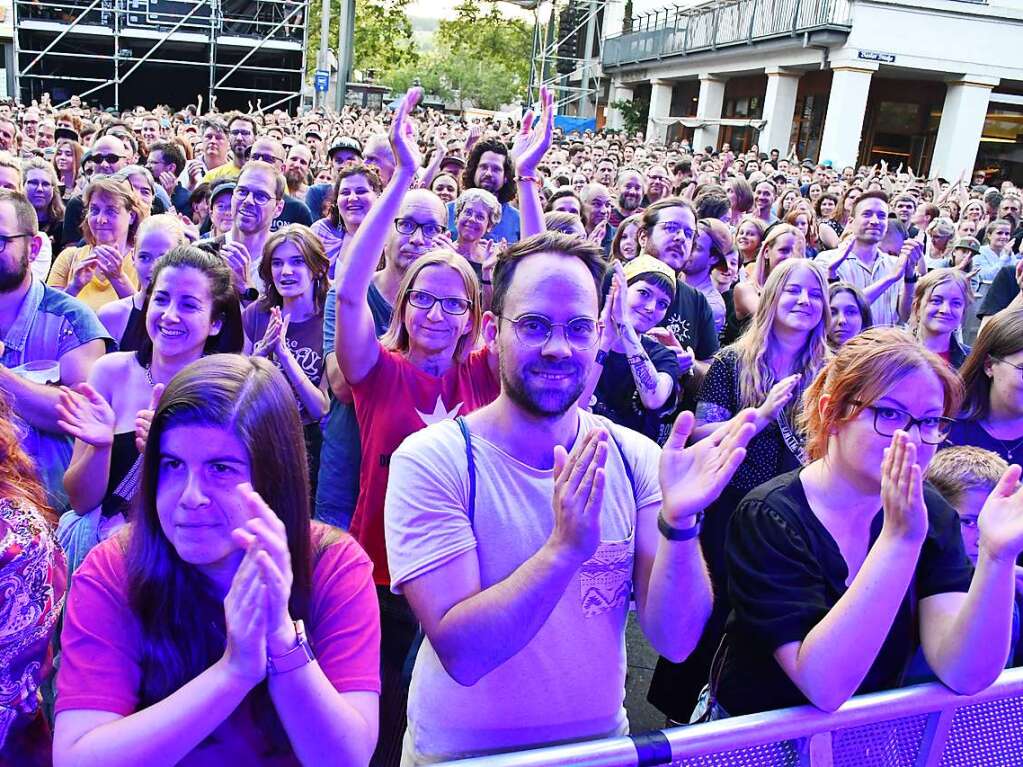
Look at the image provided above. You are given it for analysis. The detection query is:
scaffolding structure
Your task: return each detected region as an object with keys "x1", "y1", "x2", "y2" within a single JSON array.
[
  {"x1": 525, "y1": 0, "x2": 607, "y2": 117},
  {"x1": 13, "y1": 0, "x2": 310, "y2": 112}
]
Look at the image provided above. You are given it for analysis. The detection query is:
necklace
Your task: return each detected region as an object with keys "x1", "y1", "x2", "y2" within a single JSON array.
[{"x1": 984, "y1": 422, "x2": 1023, "y2": 460}]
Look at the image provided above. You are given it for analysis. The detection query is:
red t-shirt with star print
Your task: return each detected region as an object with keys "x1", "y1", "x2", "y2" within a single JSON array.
[{"x1": 350, "y1": 344, "x2": 499, "y2": 585}]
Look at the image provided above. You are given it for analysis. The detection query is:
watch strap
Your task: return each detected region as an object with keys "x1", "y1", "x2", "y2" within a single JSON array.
[
  {"x1": 657, "y1": 510, "x2": 704, "y2": 541},
  {"x1": 267, "y1": 620, "x2": 315, "y2": 675}
]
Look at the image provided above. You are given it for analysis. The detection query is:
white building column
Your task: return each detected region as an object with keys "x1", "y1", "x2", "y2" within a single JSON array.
[
  {"x1": 818, "y1": 63, "x2": 877, "y2": 168},
  {"x1": 646, "y1": 78, "x2": 673, "y2": 144},
  {"x1": 931, "y1": 75, "x2": 999, "y2": 181},
  {"x1": 759, "y1": 67, "x2": 801, "y2": 155},
  {"x1": 693, "y1": 74, "x2": 726, "y2": 151},
  {"x1": 606, "y1": 80, "x2": 634, "y2": 131}
]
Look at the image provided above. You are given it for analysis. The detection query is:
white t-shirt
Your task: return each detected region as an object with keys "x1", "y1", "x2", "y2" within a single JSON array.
[{"x1": 385, "y1": 411, "x2": 662, "y2": 764}]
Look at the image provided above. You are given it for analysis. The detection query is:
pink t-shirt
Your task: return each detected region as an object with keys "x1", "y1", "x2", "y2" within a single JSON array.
[
  {"x1": 351, "y1": 345, "x2": 499, "y2": 585},
  {"x1": 56, "y1": 524, "x2": 381, "y2": 767}
]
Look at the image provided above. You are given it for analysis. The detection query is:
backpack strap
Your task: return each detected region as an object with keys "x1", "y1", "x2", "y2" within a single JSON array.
[
  {"x1": 456, "y1": 416, "x2": 476, "y2": 528},
  {"x1": 607, "y1": 428, "x2": 637, "y2": 505}
]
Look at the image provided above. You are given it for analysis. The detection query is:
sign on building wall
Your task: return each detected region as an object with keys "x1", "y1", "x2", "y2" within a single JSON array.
[{"x1": 858, "y1": 50, "x2": 896, "y2": 63}]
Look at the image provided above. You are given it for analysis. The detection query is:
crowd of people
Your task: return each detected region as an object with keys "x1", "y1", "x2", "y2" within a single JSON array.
[{"x1": 3, "y1": 82, "x2": 1023, "y2": 766}]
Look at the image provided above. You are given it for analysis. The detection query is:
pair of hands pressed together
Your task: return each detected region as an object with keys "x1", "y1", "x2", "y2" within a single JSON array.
[
  {"x1": 223, "y1": 483, "x2": 297, "y2": 685},
  {"x1": 69, "y1": 245, "x2": 128, "y2": 293},
  {"x1": 252, "y1": 306, "x2": 292, "y2": 361}
]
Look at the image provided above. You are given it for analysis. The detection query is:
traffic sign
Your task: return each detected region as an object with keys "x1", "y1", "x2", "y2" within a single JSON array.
[{"x1": 314, "y1": 70, "x2": 330, "y2": 93}]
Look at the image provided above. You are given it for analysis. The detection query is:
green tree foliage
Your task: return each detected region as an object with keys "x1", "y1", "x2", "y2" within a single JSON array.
[
  {"x1": 306, "y1": 0, "x2": 418, "y2": 78},
  {"x1": 610, "y1": 98, "x2": 648, "y2": 134},
  {"x1": 381, "y1": 1, "x2": 534, "y2": 111}
]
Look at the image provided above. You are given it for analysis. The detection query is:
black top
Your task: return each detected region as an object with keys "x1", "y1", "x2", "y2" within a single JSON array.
[
  {"x1": 977, "y1": 264, "x2": 1018, "y2": 319},
  {"x1": 101, "y1": 431, "x2": 142, "y2": 518},
  {"x1": 657, "y1": 279, "x2": 720, "y2": 362},
  {"x1": 719, "y1": 288, "x2": 749, "y2": 346},
  {"x1": 118, "y1": 301, "x2": 147, "y2": 353},
  {"x1": 717, "y1": 469, "x2": 974, "y2": 716},
  {"x1": 696, "y1": 348, "x2": 805, "y2": 496},
  {"x1": 592, "y1": 336, "x2": 679, "y2": 444},
  {"x1": 945, "y1": 418, "x2": 1023, "y2": 464}
]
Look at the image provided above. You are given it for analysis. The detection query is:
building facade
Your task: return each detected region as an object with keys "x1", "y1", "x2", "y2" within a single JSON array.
[{"x1": 601, "y1": 0, "x2": 1023, "y2": 182}]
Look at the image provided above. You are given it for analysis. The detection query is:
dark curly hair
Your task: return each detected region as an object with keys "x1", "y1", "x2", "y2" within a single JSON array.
[{"x1": 462, "y1": 138, "x2": 515, "y2": 204}]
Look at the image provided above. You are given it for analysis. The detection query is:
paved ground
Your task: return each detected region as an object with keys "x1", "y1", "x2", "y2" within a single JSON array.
[{"x1": 625, "y1": 611, "x2": 668, "y2": 733}]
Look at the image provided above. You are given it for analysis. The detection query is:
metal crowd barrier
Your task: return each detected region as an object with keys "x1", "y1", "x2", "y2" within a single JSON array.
[{"x1": 439, "y1": 667, "x2": 1023, "y2": 766}]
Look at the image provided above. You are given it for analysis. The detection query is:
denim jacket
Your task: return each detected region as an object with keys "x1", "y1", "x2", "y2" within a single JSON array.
[{"x1": 1, "y1": 278, "x2": 111, "y2": 510}]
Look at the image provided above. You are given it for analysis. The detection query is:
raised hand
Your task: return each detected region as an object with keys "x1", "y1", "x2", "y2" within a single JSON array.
[
  {"x1": 221, "y1": 240, "x2": 252, "y2": 291},
  {"x1": 221, "y1": 544, "x2": 270, "y2": 686},
  {"x1": 755, "y1": 373, "x2": 801, "y2": 431},
  {"x1": 976, "y1": 465, "x2": 1023, "y2": 563},
  {"x1": 230, "y1": 484, "x2": 295, "y2": 651},
  {"x1": 550, "y1": 429, "x2": 608, "y2": 565},
  {"x1": 510, "y1": 86, "x2": 554, "y2": 178},
  {"x1": 389, "y1": 87, "x2": 423, "y2": 175},
  {"x1": 880, "y1": 431, "x2": 928, "y2": 544},
  {"x1": 659, "y1": 409, "x2": 757, "y2": 526},
  {"x1": 158, "y1": 170, "x2": 177, "y2": 195},
  {"x1": 253, "y1": 307, "x2": 285, "y2": 358},
  {"x1": 93, "y1": 245, "x2": 126, "y2": 279},
  {"x1": 826, "y1": 237, "x2": 856, "y2": 279},
  {"x1": 56, "y1": 383, "x2": 116, "y2": 447},
  {"x1": 588, "y1": 220, "x2": 608, "y2": 246},
  {"x1": 134, "y1": 383, "x2": 164, "y2": 454},
  {"x1": 68, "y1": 253, "x2": 100, "y2": 293}
]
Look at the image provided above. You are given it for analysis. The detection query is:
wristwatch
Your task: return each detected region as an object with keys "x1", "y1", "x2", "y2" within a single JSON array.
[
  {"x1": 267, "y1": 620, "x2": 315, "y2": 675},
  {"x1": 657, "y1": 511, "x2": 704, "y2": 541}
]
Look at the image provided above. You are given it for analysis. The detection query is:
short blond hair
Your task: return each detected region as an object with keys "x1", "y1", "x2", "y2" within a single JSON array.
[{"x1": 925, "y1": 446, "x2": 1007, "y2": 508}]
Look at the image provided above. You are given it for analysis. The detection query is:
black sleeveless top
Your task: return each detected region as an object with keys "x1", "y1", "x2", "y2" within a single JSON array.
[
  {"x1": 101, "y1": 431, "x2": 141, "y2": 517},
  {"x1": 118, "y1": 302, "x2": 148, "y2": 353}
]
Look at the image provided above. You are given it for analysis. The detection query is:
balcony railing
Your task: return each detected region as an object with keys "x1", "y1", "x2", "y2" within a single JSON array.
[{"x1": 603, "y1": 0, "x2": 853, "y2": 69}]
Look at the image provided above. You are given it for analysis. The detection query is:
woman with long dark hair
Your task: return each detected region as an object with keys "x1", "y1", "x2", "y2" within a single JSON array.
[
  {"x1": 54, "y1": 355, "x2": 380, "y2": 766},
  {"x1": 57, "y1": 245, "x2": 244, "y2": 573},
  {"x1": 310, "y1": 162, "x2": 382, "y2": 276}
]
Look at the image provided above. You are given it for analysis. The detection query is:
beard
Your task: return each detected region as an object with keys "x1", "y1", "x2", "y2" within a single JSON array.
[
  {"x1": 285, "y1": 168, "x2": 305, "y2": 190},
  {"x1": 500, "y1": 356, "x2": 584, "y2": 419},
  {"x1": 0, "y1": 248, "x2": 29, "y2": 293}
]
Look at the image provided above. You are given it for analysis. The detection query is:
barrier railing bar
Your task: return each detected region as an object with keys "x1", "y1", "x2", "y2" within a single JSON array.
[
  {"x1": 441, "y1": 668, "x2": 1023, "y2": 767},
  {"x1": 807, "y1": 730, "x2": 831, "y2": 767}
]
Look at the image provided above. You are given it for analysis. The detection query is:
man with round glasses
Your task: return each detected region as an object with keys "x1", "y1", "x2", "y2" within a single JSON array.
[
  {"x1": 385, "y1": 229, "x2": 757, "y2": 764},
  {"x1": 195, "y1": 159, "x2": 283, "y2": 299}
]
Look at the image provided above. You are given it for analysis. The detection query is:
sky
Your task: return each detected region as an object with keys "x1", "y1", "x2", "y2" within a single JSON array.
[{"x1": 406, "y1": 0, "x2": 533, "y2": 22}]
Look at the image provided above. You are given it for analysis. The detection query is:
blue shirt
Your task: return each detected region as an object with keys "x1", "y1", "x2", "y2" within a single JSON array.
[
  {"x1": 447, "y1": 200, "x2": 521, "y2": 244},
  {"x1": 1, "y1": 278, "x2": 112, "y2": 510}
]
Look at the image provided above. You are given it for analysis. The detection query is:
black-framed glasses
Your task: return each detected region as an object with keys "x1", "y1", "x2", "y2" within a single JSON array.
[
  {"x1": 407, "y1": 289, "x2": 470, "y2": 315},
  {"x1": 233, "y1": 186, "x2": 274, "y2": 206},
  {"x1": 499, "y1": 314, "x2": 601, "y2": 350},
  {"x1": 0, "y1": 233, "x2": 33, "y2": 253},
  {"x1": 394, "y1": 218, "x2": 446, "y2": 239},
  {"x1": 993, "y1": 357, "x2": 1023, "y2": 379},
  {"x1": 853, "y1": 401, "x2": 954, "y2": 445}
]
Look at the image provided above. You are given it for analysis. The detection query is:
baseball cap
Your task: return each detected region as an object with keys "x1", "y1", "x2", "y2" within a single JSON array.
[
  {"x1": 327, "y1": 137, "x2": 363, "y2": 159},
  {"x1": 952, "y1": 236, "x2": 981, "y2": 254},
  {"x1": 209, "y1": 180, "x2": 236, "y2": 203}
]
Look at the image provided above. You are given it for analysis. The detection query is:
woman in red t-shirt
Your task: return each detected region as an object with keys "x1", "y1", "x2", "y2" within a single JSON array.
[
  {"x1": 333, "y1": 86, "x2": 506, "y2": 764},
  {"x1": 54, "y1": 355, "x2": 381, "y2": 767}
]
